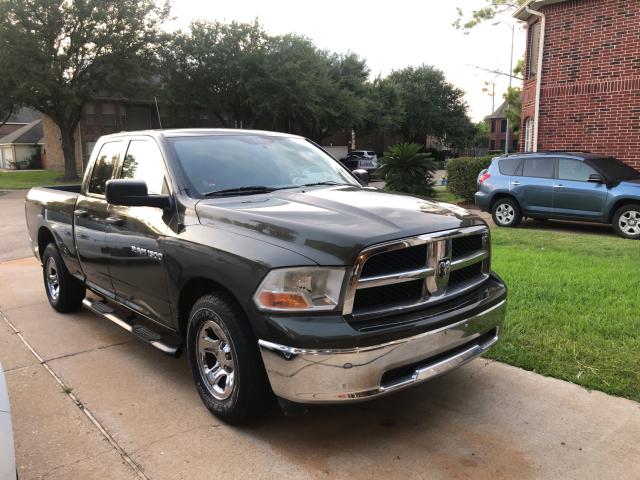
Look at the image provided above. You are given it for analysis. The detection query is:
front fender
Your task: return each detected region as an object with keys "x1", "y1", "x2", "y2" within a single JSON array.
[{"x1": 162, "y1": 224, "x2": 317, "y2": 338}]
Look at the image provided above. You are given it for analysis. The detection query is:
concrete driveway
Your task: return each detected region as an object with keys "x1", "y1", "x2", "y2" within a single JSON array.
[{"x1": 1, "y1": 191, "x2": 639, "y2": 479}]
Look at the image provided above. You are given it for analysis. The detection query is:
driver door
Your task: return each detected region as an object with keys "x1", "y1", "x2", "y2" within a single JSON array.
[{"x1": 106, "y1": 138, "x2": 175, "y2": 326}]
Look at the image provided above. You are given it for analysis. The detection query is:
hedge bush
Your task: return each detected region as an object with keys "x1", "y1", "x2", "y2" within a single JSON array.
[{"x1": 445, "y1": 155, "x2": 494, "y2": 202}]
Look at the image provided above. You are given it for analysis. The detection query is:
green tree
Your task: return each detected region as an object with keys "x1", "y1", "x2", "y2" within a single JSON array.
[
  {"x1": 163, "y1": 20, "x2": 268, "y2": 128},
  {"x1": 0, "y1": 0, "x2": 170, "y2": 179},
  {"x1": 377, "y1": 143, "x2": 437, "y2": 197},
  {"x1": 454, "y1": 1, "x2": 526, "y2": 31},
  {"x1": 503, "y1": 85, "x2": 521, "y2": 139},
  {"x1": 363, "y1": 76, "x2": 404, "y2": 134},
  {"x1": 473, "y1": 121, "x2": 490, "y2": 148},
  {"x1": 386, "y1": 65, "x2": 474, "y2": 147},
  {"x1": 164, "y1": 26, "x2": 369, "y2": 142}
]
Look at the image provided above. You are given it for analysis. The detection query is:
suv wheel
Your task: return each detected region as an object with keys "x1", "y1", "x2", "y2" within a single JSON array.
[
  {"x1": 492, "y1": 198, "x2": 522, "y2": 227},
  {"x1": 613, "y1": 204, "x2": 640, "y2": 240},
  {"x1": 42, "y1": 243, "x2": 85, "y2": 312},
  {"x1": 186, "y1": 293, "x2": 272, "y2": 423}
]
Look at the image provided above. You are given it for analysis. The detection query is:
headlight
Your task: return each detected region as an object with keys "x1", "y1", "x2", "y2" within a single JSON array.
[{"x1": 253, "y1": 267, "x2": 346, "y2": 312}]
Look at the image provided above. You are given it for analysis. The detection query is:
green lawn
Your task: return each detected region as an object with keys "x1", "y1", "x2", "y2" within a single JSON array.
[
  {"x1": 488, "y1": 227, "x2": 640, "y2": 401},
  {"x1": 433, "y1": 186, "x2": 462, "y2": 204},
  {"x1": 0, "y1": 170, "x2": 67, "y2": 189}
]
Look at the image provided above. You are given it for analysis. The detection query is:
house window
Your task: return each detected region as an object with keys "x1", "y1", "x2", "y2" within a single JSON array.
[
  {"x1": 102, "y1": 103, "x2": 116, "y2": 127},
  {"x1": 524, "y1": 118, "x2": 534, "y2": 152},
  {"x1": 500, "y1": 139, "x2": 506, "y2": 150},
  {"x1": 501, "y1": 119, "x2": 508, "y2": 132},
  {"x1": 491, "y1": 120, "x2": 496, "y2": 133},
  {"x1": 490, "y1": 140, "x2": 496, "y2": 150},
  {"x1": 527, "y1": 22, "x2": 541, "y2": 78}
]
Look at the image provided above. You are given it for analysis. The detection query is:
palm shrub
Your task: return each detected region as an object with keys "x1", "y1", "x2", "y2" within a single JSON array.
[{"x1": 377, "y1": 143, "x2": 437, "y2": 197}]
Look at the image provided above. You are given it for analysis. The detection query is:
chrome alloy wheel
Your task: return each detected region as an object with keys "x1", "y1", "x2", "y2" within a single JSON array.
[
  {"x1": 196, "y1": 318, "x2": 236, "y2": 401},
  {"x1": 46, "y1": 256, "x2": 60, "y2": 301},
  {"x1": 495, "y1": 203, "x2": 515, "y2": 225},
  {"x1": 619, "y1": 210, "x2": 640, "y2": 236}
]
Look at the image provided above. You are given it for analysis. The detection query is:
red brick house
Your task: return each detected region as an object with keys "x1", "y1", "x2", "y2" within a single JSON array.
[
  {"x1": 487, "y1": 101, "x2": 518, "y2": 152},
  {"x1": 514, "y1": 0, "x2": 640, "y2": 168}
]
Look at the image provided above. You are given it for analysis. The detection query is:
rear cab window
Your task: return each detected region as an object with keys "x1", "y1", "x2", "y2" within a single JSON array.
[{"x1": 88, "y1": 141, "x2": 122, "y2": 195}]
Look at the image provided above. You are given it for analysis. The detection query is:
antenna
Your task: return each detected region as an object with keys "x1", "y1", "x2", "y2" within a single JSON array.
[{"x1": 154, "y1": 96, "x2": 163, "y2": 129}]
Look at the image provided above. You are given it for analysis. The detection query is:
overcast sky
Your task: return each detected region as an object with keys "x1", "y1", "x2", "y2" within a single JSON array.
[{"x1": 167, "y1": 0, "x2": 525, "y2": 122}]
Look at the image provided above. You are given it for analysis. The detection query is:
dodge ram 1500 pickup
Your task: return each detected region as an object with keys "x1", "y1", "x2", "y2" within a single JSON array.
[{"x1": 25, "y1": 129, "x2": 507, "y2": 423}]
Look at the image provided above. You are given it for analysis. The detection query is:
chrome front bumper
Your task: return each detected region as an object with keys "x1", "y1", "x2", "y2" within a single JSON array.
[{"x1": 258, "y1": 299, "x2": 506, "y2": 403}]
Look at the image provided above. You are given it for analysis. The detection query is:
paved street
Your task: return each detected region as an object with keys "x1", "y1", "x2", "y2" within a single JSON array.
[{"x1": 0, "y1": 190, "x2": 638, "y2": 479}]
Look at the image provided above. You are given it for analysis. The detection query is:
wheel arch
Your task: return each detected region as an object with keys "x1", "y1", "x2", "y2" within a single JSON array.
[
  {"x1": 37, "y1": 226, "x2": 56, "y2": 261},
  {"x1": 490, "y1": 192, "x2": 520, "y2": 210},
  {"x1": 177, "y1": 277, "x2": 249, "y2": 342},
  {"x1": 608, "y1": 198, "x2": 640, "y2": 224}
]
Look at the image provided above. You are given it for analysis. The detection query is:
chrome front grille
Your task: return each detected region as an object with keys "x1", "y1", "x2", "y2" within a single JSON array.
[{"x1": 343, "y1": 225, "x2": 490, "y2": 318}]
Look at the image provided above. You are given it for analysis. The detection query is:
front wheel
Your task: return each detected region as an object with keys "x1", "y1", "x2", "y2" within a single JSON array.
[
  {"x1": 612, "y1": 204, "x2": 640, "y2": 239},
  {"x1": 186, "y1": 293, "x2": 272, "y2": 424},
  {"x1": 492, "y1": 198, "x2": 522, "y2": 227},
  {"x1": 42, "y1": 243, "x2": 85, "y2": 313}
]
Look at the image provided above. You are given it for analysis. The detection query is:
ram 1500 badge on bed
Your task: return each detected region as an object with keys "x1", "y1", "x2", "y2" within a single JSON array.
[{"x1": 25, "y1": 129, "x2": 507, "y2": 423}]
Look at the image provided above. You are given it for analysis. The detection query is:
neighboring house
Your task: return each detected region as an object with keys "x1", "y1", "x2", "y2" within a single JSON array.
[
  {"x1": 514, "y1": 0, "x2": 640, "y2": 168},
  {"x1": 0, "y1": 107, "x2": 41, "y2": 138},
  {"x1": 487, "y1": 101, "x2": 518, "y2": 153},
  {"x1": 0, "y1": 119, "x2": 44, "y2": 170},
  {"x1": 42, "y1": 98, "x2": 226, "y2": 173}
]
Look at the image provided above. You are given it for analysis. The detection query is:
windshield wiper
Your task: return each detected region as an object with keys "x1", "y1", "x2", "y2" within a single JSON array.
[
  {"x1": 203, "y1": 186, "x2": 276, "y2": 197},
  {"x1": 298, "y1": 181, "x2": 353, "y2": 187}
]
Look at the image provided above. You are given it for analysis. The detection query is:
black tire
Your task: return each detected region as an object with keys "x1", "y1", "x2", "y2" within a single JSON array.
[
  {"x1": 612, "y1": 204, "x2": 640, "y2": 240},
  {"x1": 186, "y1": 293, "x2": 272, "y2": 424},
  {"x1": 491, "y1": 198, "x2": 522, "y2": 227},
  {"x1": 42, "y1": 243, "x2": 85, "y2": 313}
]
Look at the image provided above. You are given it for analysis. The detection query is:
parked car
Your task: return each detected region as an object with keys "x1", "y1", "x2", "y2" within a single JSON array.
[
  {"x1": 475, "y1": 152, "x2": 640, "y2": 239},
  {"x1": 25, "y1": 129, "x2": 506, "y2": 423},
  {"x1": 0, "y1": 363, "x2": 17, "y2": 480},
  {"x1": 340, "y1": 150, "x2": 378, "y2": 178}
]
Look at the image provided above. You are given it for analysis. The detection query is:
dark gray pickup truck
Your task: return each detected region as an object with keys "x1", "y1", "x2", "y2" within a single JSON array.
[{"x1": 25, "y1": 129, "x2": 507, "y2": 423}]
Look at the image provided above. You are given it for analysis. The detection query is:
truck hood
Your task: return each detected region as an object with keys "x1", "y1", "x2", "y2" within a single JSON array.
[{"x1": 195, "y1": 186, "x2": 484, "y2": 265}]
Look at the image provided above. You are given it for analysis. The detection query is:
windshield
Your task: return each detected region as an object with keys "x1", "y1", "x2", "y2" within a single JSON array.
[
  {"x1": 167, "y1": 135, "x2": 359, "y2": 196},
  {"x1": 586, "y1": 157, "x2": 640, "y2": 182}
]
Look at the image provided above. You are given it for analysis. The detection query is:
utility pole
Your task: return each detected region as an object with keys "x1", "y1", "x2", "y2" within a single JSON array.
[{"x1": 495, "y1": 21, "x2": 516, "y2": 154}]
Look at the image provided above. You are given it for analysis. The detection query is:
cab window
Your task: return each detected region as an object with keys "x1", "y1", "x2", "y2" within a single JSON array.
[
  {"x1": 120, "y1": 140, "x2": 167, "y2": 195},
  {"x1": 558, "y1": 159, "x2": 597, "y2": 182},
  {"x1": 88, "y1": 141, "x2": 121, "y2": 195}
]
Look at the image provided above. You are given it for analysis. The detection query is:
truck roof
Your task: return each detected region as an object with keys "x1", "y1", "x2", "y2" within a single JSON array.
[{"x1": 100, "y1": 128, "x2": 303, "y2": 140}]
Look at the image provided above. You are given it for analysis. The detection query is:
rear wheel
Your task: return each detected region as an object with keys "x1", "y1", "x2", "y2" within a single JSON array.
[
  {"x1": 186, "y1": 293, "x2": 272, "y2": 423},
  {"x1": 612, "y1": 204, "x2": 640, "y2": 239},
  {"x1": 42, "y1": 243, "x2": 85, "y2": 312},
  {"x1": 491, "y1": 198, "x2": 522, "y2": 227}
]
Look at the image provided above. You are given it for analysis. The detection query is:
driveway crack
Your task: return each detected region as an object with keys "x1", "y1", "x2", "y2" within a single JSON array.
[{"x1": 1, "y1": 307, "x2": 150, "y2": 480}]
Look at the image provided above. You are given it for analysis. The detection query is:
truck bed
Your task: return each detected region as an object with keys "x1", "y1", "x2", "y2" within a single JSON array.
[{"x1": 25, "y1": 185, "x2": 82, "y2": 272}]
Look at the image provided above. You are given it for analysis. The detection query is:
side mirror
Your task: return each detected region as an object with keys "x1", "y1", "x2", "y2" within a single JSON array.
[
  {"x1": 105, "y1": 179, "x2": 171, "y2": 209},
  {"x1": 588, "y1": 173, "x2": 604, "y2": 183},
  {"x1": 352, "y1": 169, "x2": 369, "y2": 187}
]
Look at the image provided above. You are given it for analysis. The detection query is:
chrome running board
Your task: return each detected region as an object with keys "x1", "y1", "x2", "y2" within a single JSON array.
[{"x1": 82, "y1": 298, "x2": 179, "y2": 356}]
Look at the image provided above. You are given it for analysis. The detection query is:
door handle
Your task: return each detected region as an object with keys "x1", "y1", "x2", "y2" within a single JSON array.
[
  {"x1": 510, "y1": 181, "x2": 520, "y2": 186},
  {"x1": 106, "y1": 216, "x2": 125, "y2": 226},
  {"x1": 74, "y1": 209, "x2": 89, "y2": 218},
  {"x1": 553, "y1": 184, "x2": 565, "y2": 189}
]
